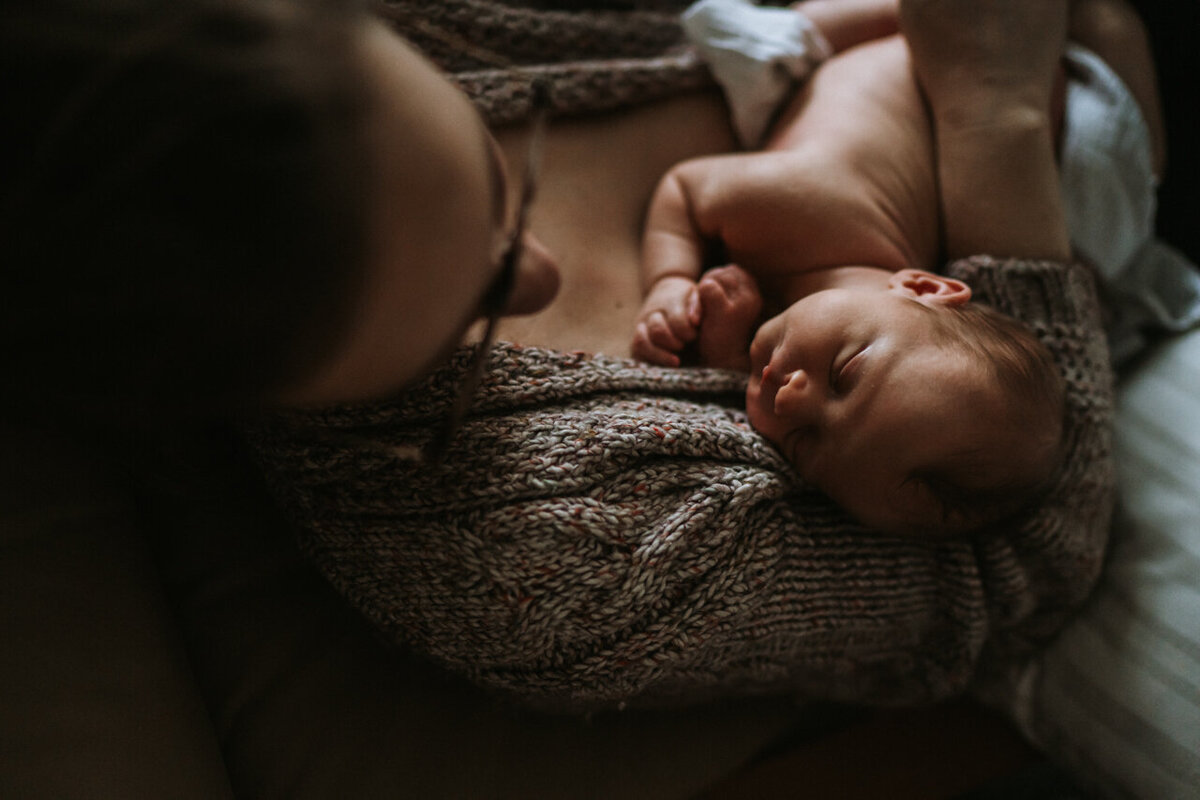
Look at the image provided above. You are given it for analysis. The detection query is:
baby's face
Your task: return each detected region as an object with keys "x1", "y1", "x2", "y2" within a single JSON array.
[{"x1": 746, "y1": 287, "x2": 1038, "y2": 535}]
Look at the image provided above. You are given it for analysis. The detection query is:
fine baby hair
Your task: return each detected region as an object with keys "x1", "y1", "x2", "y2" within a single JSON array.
[{"x1": 919, "y1": 299, "x2": 1067, "y2": 529}]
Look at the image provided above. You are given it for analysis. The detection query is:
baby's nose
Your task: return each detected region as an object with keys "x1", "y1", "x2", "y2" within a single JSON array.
[{"x1": 773, "y1": 369, "x2": 821, "y2": 423}]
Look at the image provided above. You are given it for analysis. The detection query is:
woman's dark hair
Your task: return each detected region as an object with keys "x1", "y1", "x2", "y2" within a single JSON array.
[{"x1": 1, "y1": 0, "x2": 373, "y2": 430}]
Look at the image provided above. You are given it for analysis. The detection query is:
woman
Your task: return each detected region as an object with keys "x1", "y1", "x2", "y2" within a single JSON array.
[
  {"x1": 1, "y1": 0, "x2": 1111, "y2": 793},
  {"x1": 1, "y1": 0, "x2": 563, "y2": 428}
]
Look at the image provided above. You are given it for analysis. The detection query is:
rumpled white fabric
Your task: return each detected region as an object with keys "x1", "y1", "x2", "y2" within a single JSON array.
[
  {"x1": 1060, "y1": 44, "x2": 1200, "y2": 364},
  {"x1": 682, "y1": 0, "x2": 831, "y2": 147}
]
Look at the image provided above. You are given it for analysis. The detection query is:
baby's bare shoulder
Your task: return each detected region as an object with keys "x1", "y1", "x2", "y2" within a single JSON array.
[
  {"x1": 766, "y1": 35, "x2": 920, "y2": 151},
  {"x1": 833, "y1": 34, "x2": 912, "y2": 73}
]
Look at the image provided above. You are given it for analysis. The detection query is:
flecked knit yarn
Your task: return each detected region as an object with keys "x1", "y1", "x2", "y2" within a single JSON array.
[
  {"x1": 249, "y1": 253, "x2": 1112, "y2": 713},
  {"x1": 247, "y1": 3, "x2": 1115, "y2": 712},
  {"x1": 375, "y1": 0, "x2": 712, "y2": 125}
]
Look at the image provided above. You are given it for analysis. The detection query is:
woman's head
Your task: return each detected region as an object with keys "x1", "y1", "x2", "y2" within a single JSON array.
[
  {"x1": 1, "y1": 0, "x2": 558, "y2": 430},
  {"x1": 278, "y1": 20, "x2": 561, "y2": 407}
]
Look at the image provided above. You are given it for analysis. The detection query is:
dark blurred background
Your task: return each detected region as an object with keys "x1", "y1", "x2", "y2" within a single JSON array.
[{"x1": 1133, "y1": 0, "x2": 1200, "y2": 263}]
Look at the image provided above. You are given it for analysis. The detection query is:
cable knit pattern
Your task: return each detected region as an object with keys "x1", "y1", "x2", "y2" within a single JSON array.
[
  {"x1": 375, "y1": 0, "x2": 712, "y2": 125},
  {"x1": 246, "y1": 4, "x2": 1115, "y2": 712}
]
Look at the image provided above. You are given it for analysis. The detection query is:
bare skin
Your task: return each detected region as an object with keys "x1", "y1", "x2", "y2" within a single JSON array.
[
  {"x1": 496, "y1": 0, "x2": 1161, "y2": 367},
  {"x1": 899, "y1": 0, "x2": 1163, "y2": 259},
  {"x1": 634, "y1": 33, "x2": 945, "y2": 369},
  {"x1": 494, "y1": 92, "x2": 737, "y2": 356},
  {"x1": 485, "y1": 0, "x2": 1161, "y2": 536},
  {"x1": 630, "y1": 0, "x2": 1164, "y2": 372}
]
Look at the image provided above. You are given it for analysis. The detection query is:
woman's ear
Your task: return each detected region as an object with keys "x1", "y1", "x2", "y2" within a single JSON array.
[{"x1": 887, "y1": 268, "x2": 972, "y2": 307}]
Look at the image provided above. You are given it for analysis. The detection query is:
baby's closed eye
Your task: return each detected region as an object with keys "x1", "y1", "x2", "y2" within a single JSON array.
[{"x1": 830, "y1": 342, "x2": 870, "y2": 394}]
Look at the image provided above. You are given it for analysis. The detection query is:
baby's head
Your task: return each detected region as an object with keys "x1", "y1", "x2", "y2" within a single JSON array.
[{"x1": 746, "y1": 269, "x2": 1065, "y2": 536}]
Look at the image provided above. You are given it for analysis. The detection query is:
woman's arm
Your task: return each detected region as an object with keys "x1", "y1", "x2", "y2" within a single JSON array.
[
  {"x1": 934, "y1": 111, "x2": 1069, "y2": 262},
  {"x1": 900, "y1": 0, "x2": 1071, "y2": 262}
]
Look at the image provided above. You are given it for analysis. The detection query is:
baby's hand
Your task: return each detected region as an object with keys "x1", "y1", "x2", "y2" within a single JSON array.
[
  {"x1": 633, "y1": 276, "x2": 702, "y2": 366},
  {"x1": 694, "y1": 265, "x2": 763, "y2": 372}
]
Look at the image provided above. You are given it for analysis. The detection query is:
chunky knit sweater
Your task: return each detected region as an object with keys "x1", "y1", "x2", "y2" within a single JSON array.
[{"x1": 248, "y1": 2, "x2": 1115, "y2": 712}]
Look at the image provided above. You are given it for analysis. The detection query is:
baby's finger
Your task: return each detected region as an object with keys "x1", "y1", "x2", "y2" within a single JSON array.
[
  {"x1": 663, "y1": 305, "x2": 698, "y2": 345},
  {"x1": 645, "y1": 311, "x2": 685, "y2": 350},
  {"x1": 687, "y1": 285, "x2": 702, "y2": 327},
  {"x1": 633, "y1": 322, "x2": 682, "y2": 366}
]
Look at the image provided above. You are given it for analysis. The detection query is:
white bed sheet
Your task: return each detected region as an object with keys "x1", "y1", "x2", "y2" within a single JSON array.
[{"x1": 1009, "y1": 324, "x2": 1200, "y2": 798}]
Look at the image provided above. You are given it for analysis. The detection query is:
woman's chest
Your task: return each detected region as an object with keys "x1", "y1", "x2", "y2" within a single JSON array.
[{"x1": 494, "y1": 91, "x2": 735, "y2": 357}]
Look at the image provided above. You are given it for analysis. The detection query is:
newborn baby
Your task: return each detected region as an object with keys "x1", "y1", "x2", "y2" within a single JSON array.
[{"x1": 634, "y1": 0, "x2": 1162, "y2": 535}]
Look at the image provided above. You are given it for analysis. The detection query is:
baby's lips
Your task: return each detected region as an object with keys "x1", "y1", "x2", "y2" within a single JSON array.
[
  {"x1": 687, "y1": 286, "x2": 701, "y2": 325},
  {"x1": 760, "y1": 362, "x2": 793, "y2": 390},
  {"x1": 755, "y1": 364, "x2": 783, "y2": 410}
]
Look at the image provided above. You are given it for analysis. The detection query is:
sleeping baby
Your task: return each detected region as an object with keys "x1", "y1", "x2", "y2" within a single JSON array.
[{"x1": 633, "y1": 0, "x2": 1163, "y2": 536}]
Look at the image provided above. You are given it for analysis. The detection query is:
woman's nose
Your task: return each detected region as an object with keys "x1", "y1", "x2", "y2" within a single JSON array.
[
  {"x1": 502, "y1": 231, "x2": 561, "y2": 317},
  {"x1": 773, "y1": 369, "x2": 822, "y2": 424}
]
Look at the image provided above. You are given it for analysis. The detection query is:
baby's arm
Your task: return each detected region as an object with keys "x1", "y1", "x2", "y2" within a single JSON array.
[
  {"x1": 635, "y1": 155, "x2": 772, "y2": 368},
  {"x1": 634, "y1": 0, "x2": 906, "y2": 367},
  {"x1": 793, "y1": 0, "x2": 899, "y2": 53},
  {"x1": 634, "y1": 167, "x2": 708, "y2": 366},
  {"x1": 635, "y1": 150, "x2": 764, "y2": 366}
]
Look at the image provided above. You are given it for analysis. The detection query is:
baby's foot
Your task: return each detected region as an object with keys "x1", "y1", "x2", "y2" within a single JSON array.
[{"x1": 695, "y1": 264, "x2": 763, "y2": 371}]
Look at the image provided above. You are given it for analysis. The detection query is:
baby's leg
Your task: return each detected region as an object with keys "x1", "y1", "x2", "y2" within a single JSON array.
[
  {"x1": 694, "y1": 265, "x2": 763, "y2": 372},
  {"x1": 1069, "y1": 0, "x2": 1166, "y2": 174}
]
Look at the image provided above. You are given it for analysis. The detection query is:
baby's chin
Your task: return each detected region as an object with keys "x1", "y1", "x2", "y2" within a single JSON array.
[{"x1": 792, "y1": 473, "x2": 970, "y2": 539}]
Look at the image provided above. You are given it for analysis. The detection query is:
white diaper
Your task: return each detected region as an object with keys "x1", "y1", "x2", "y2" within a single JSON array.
[
  {"x1": 682, "y1": 0, "x2": 832, "y2": 148},
  {"x1": 1060, "y1": 44, "x2": 1200, "y2": 363}
]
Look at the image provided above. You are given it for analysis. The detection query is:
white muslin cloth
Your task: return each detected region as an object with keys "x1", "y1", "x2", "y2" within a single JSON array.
[{"x1": 682, "y1": 0, "x2": 832, "y2": 148}]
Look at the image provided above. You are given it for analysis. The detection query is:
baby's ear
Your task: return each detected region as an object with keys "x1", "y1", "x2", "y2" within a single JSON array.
[{"x1": 887, "y1": 269, "x2": 972, "y2": 307}]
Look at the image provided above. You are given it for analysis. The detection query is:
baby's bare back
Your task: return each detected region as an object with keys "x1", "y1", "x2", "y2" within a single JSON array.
[{"x1": 724, "y1": 36, "x2": 941, "y2": 286}]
